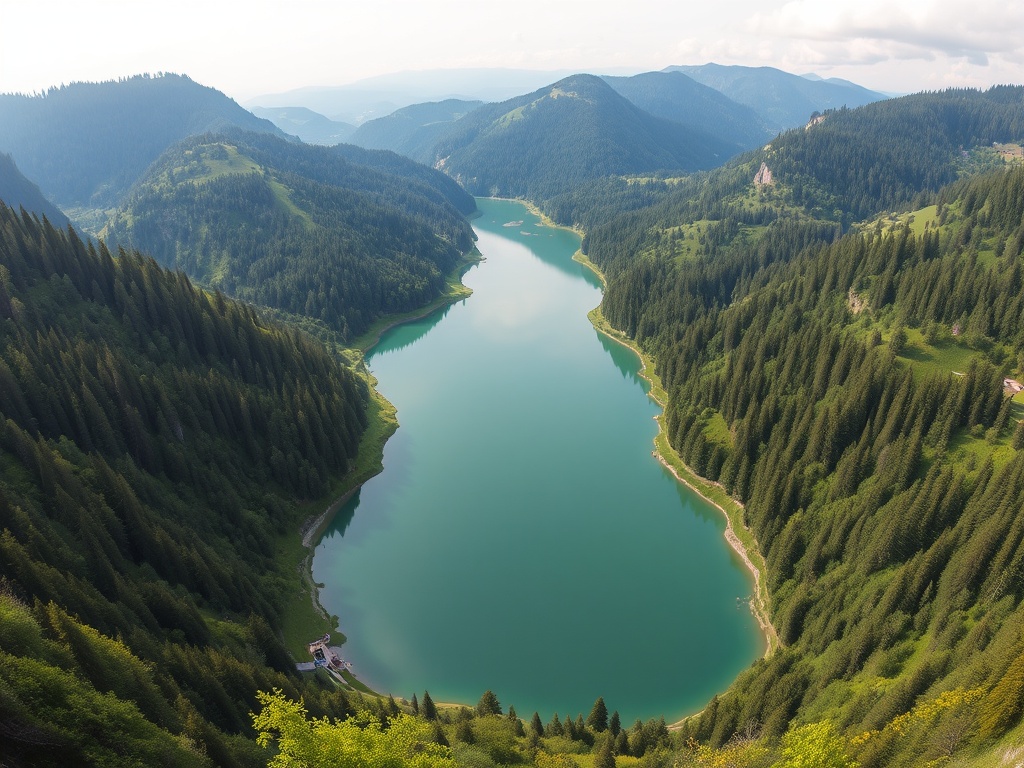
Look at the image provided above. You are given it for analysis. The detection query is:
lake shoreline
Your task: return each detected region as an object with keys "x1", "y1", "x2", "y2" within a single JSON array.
[
  {"x1": 291, "y1": 249, "x2": 482, "y2": 690},
  {"x1": 297, "y1": 197, "x2": 775, "y2": 718},
  {"x1": 573, "y1": 250, "x2": 780, "y2": 671}
]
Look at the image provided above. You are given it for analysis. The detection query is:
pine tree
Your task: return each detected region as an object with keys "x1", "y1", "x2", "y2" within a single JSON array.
[
  {"x1": 587, "y1": 696, "x2": 609, "y2": 732},
  {"x1": 455, "y1": 719, "x2": 475, "y2": 744},
  {"x1": 595, "y1": 734, "x2": 616, "y2": 768},
  {"x1": 411, "y1": 693, "x2": 419, "y2": 715},
  {"x1": 476, "y1": 689, "x2": 502, "y2": 716},
  {"x1": 531, "y1": 711, "x2": 545, "y2": 737},
  {"x1": 422, "y1": 690, "x2": 438, "y2": 720},
  {"x1": 508, "y1": 705, "x2": 525, "y2": 737},
  {"x1": 609, "y1": 710, "x2": 621, "y2": 737}
]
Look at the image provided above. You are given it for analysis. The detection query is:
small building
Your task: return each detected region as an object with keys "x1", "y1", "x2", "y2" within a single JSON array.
[
  {"x1": 1004, "y1": 378, "x2": 1023, "y2": 394},
  {"x1": 307, "y1": 633, "x2": 349, "y2": 672}
]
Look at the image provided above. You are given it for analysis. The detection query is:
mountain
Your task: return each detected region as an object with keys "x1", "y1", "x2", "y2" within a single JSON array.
[
  {"x1": 348, "y1": 99, "x2": 484, "y2": 158},
  {"x1": 329, "y1": 141, "x2": 477, "y2": 215},
  {"x1": 419, "y1": 73, "x2": 741, "y2": 201},
  {"x1": 0, "y1": 73, "x2": 285, "y2": 209},
  {"x1": 665, "y1": 63, "x2": 887, "y2": 132},
  {"x1": 244, "y1": 67, "x2": 585, "y2": 124},
  {"x1": 0, "y1": 152, "x2": 69, "y2": 226},
  {"x1": 762, "y1": 85, "x2": 1024, "y2": 221},
  {"x1": 104, "y1": 130, "x2": 476, "y2": 341},
  {"x1": 562, "y1": 86, "x2": 1024, "y2": 765},
  {"x1": 250, "y1": 105, "x2": 356, "y2": 144},
  {"x1": 603, "y1": 70, "x2": 773, "y2": 150},
  {"x1": 0, "y1": 205, "x2": 367, "y2": 765}
]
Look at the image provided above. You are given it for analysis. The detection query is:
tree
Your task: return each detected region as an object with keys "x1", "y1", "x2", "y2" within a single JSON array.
[
  {"x1": 476, "y1": 690, "x2": 502, "y2": 716},
  {"x1": 776, "y1": 721, "x2": 857, "y2": 768},
  {"x1": 508, "y1": 705, "x2": 525, "y2": 737},
  {"x1": 422, "y1": 691, "x2": 438, "y2": 721},
  {"x1": 889, "y1": 325, "x2": 908, "y2": 356},
  {"x1": 595, "y1": 734, "x2": 616, "y2": 768},
  {"x1": 531, "y1": 711, "x2": 545, "y2": 737},
  {"x1": 609, "y1": 711, "x2": 621, "y2": 737},
  {"x1": 455, "y1": 719, "x2": 475, "y2": 744},
  {"x1": 412, "y1": 693, "x2": 419, "y2": 715},
  {"x1": 252, "y1": 689, "x2": 456, "y2": 768},
  {"x1": 587, "y1": 697, "x2": 609, "y2": 732}
]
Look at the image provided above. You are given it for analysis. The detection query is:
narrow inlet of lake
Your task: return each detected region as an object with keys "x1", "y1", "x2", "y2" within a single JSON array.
[{"x1": 313, "y1": 197, "x2": 762, "y2": 723}]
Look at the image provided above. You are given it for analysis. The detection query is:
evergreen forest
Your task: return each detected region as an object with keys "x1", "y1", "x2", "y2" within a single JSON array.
[
  {"x1": 104, "y1": 130, "x2": 477, "y2": 342},
  {"x1": 0, "y1": 206, "x2": 370, "y2": 766},
  {"x1": 4, "y1": 71, "x2": 1024, "y2": 768}
]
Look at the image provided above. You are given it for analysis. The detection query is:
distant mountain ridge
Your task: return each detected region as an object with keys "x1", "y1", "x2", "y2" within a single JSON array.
[
  {"x1": 665, "y1": 63, "x2": 888, "y2": 131},
  {"x1": 603, "y1": 71, "x2": 772, "y2": 151},
  {"x1": 0, "y1": 153, "x2": 69, "y2": 226},
  {"x1": 250, "y1": 106, "x2": 356, "y2": 145},
  {"x1": 349, "y1": 99, "x2": 484, "y2": 158},
  {"x1": 419, "y1": 73, "x2": 740, "y2": 200},
  {"x1": 244, "y1": 67, "x2": 587, "y2": 124},
  {"x1": 0, "y1": 73, "x2": 285, "y2": 208}
]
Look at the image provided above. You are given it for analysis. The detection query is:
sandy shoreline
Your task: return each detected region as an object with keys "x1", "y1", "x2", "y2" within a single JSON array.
[{"x1": 574, "y1": 252, "x2": 780, "y2": 658}]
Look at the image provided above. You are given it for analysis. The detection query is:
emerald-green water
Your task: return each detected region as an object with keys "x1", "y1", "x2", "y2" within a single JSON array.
[{"x1": 313, "y1": 198, "x2": 762, "y2": 722}]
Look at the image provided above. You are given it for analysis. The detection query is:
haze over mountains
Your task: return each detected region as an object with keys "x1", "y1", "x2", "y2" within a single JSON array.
[{"x1": 0, "y1": 73, "x2": 284, "y2": 209}]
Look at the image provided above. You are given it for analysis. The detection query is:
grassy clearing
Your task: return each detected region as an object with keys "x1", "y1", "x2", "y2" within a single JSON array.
[{"x1": 895, "y1": 328, "x2": 986, "y2": 380}]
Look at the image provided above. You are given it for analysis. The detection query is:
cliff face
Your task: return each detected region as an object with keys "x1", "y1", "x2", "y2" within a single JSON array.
[{"x1": 753, "y1": 161, "x2": 774, "y2": 186}]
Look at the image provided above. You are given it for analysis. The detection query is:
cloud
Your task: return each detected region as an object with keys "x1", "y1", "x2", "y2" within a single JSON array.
[{"x1": 749, "y1": 0, "x2": 1024, "y2": 66}]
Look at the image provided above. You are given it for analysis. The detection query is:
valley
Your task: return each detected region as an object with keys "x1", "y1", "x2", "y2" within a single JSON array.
[{"x1": 1, "y1": 66, "x2": 1024, "y2": 768}]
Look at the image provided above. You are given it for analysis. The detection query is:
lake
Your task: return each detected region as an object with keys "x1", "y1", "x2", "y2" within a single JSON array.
[{"x1": 313, "y1": 197, "x2": 762, "y2": 723}]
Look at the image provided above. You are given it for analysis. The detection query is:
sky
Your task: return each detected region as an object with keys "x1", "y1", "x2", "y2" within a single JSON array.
[{"x1": 3, "y1": 0, "x2": 1022, "y2": 101}]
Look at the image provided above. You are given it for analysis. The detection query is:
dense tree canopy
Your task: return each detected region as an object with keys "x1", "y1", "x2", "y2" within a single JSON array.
[{"x1": 0, "y1": 205, "x2": 367, "y2": 765}]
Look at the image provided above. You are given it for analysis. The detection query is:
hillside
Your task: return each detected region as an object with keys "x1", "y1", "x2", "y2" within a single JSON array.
[
  {"x1": 567, "y1": 88, "x2": 1024, "y2": 766},
  {"x1": 603, "y1": 71, "x2": 772, "y2": 151},
  {"x1": 348, "y1": 99, "x2": 484, "y2": 158},
  {"x1": 0, "y1": 205, "x2": 367, "y2": 766},
  {"x1": 104, "y1": 130, "x2": 476, "y2": 341},
  {"x1": 0, "y1": 73, "x2": 285, "y2": 209},
  {"x1": 250, "y1": 105, "x2": 356, "y2": 144},
  {"x1": 665, "y1": 63, "x2": 887, "y2": 132},
  {"x1": 420, "y1": 73, "x2": 740, "y2": 201},
  {"x1": 0, "y1": 152, "x2": 69, "y2": 226}
]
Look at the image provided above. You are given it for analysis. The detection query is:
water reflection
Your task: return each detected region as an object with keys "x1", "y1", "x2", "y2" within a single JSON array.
[
  {"x1": 368, "y1": 302, "x2": 458, "y2": 359},
  {"x1": 595, "y1": 329, "x2": 647, "y2": 386}
]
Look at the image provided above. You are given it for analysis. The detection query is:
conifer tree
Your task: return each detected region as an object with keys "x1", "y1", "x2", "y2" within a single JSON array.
[
  {"x1": 422, "y1": 690, "x2": 438, "y2": 720},
  {"x1": 587, "y1": 696, "x2": 609, "y2": 731},
  {"x1": 595, "y1": 734, "x2": 616, "y2": 768},
  {"x1": 476, "y1": 689, "x2": 502, "y2": 716},
  {"x1": 531, "y1": 711, "x2": 545, "y2": 737}
]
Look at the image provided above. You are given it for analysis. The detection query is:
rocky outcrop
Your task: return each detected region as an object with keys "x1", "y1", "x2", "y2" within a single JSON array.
[{"x1": 753, "y1": 161, "x2": 774, "y2": 186}]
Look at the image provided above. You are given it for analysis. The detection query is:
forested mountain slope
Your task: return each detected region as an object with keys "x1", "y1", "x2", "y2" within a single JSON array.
[
  {"x1": 348, "y1": 99, "x2": 484, "y2": 159},
  {"x1": 665, "y1": 63, "x2": 887, "y2": 132},
  {"x1": 420, "y1": 74, "x2": 739, "y2": 201},
  {"x1": 105, "y1": 130, "x2": 476, "y2": 341},
  {"x1": 0, "y1": 73, "x2": 284, "y2": 209},
  {"x1": 565, "y1": 86, "x2": 1024, "y2": 248},
  {"x1": 250, "y1": 105, "x2": 356, "y2": 145},
  {"x1": 0, "y1": 153, "x2": 69, "y2": 226},
  {"x1": 603, "y1": 71, "x2": 772, "y2": 151},
  {"x1": 0, "y1": 206, "x2": 366, "y2": 766},
  {"x1": 578, "y1": 96, "x2": 1024, "y2": 762}
]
